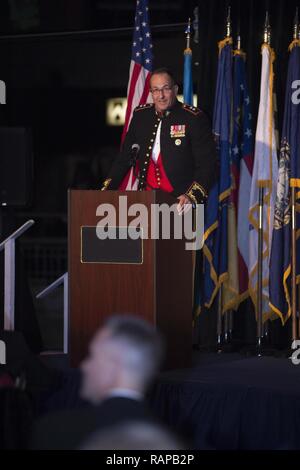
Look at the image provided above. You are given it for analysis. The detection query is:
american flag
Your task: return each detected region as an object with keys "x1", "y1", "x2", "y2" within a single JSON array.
[{"x1": 121, "y1": 0, "x2": 153, "y2": 143}]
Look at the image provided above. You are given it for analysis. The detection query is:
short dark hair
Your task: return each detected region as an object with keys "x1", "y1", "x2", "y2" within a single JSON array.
[
  {"x1": 151, "y1": 67, "x2": 177, "y2": 86},
  {"x1": 103, "y1": 314, "x2": 165, "y2": 383}
]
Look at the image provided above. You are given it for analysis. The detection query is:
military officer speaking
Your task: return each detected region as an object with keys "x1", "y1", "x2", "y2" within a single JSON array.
[{"x1": 101, "y1": 67, "x2": 217, "y2": 214}]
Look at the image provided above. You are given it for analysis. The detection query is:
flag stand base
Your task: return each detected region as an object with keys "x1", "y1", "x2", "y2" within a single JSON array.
[
  {"x1": 214, "y1": 333, "x2": 241, "y2": 353},
  {"x1": 241, "y1": 339, "x2": 277, "y2": 357}
]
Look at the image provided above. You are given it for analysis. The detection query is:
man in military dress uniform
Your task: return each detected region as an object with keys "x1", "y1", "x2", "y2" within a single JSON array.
[{"x1": 101, "y1": 68, "x2": 217, "y2": 212}]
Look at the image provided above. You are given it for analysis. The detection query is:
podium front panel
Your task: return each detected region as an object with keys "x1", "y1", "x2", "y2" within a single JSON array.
[
  {"x1": 69, "y1": 191, "x2": 155, "y2": 366},
  {"x1": 69, "y1": 190, "x2": 193, "y2": 369}
]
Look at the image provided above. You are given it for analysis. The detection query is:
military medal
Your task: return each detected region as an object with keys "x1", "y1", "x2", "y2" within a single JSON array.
[
  {"x1": 170, "y1": 125, "x2": 186, "y2": 138},
  {"x1": 175, "y1": 139, "x2": 181, "y2": 146}
]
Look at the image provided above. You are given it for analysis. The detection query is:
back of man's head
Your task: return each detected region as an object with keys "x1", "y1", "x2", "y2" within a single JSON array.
[
  {"x1": 80, "y1": 314, "x2": 165, "y2": 403},
  {"x1": 104, "y1": 315, "x2": 164, "y2": 385}
]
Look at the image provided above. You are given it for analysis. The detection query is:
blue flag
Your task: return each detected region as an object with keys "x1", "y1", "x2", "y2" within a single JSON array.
[
  {"x1": 234, "y1": 52, "x2": 254, "y2": 302},
  {"x1": 203, "y1": 38, "x2": 232, "y2": 308},
  {"x1": 222, "y1": 50, "x2": 254, "y2": 312},
  {"x1": 269, "y1": 40, "x2": 300, "y2": 324},
  {"x1": 183, "y1": 47, "x2": 193, "y2": 105}
]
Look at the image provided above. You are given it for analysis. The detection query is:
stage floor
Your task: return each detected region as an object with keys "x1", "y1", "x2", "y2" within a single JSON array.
[
  {"x1": 150, "y1": 352, "x2": 300, "y2": 450},
  {"x1": 39, "y1": 351, "x2": 300, "y2": 450}
]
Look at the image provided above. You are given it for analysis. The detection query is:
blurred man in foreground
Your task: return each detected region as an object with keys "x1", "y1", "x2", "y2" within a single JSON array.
[{"x1": 31, "y1": 315, "x2": 165, "y2": 450}]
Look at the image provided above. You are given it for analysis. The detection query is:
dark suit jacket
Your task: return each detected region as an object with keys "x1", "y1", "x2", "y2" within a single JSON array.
[
  {"x1": 102, "y1": 100, "x2": 217, "y2": 204},
  {"x1": 31, "y1": 396, "x2": 156, "y2": 450}
]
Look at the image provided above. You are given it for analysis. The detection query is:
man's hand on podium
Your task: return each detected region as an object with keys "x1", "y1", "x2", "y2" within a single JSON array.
[{"x1": 177, "y1": 194, "x2": 192, "y2": 216}]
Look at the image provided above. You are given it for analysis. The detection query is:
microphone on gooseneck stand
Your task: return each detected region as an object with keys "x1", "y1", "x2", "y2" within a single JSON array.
[
  {"x1": 131, "y1": 142, "x2": 158, "y2": 191},
  {"x1": 129, "y1": 143, "x2": 141, "y2": 181},
  {"x1": 129, "y1": 143, "x2": 140, "y2": 168}
]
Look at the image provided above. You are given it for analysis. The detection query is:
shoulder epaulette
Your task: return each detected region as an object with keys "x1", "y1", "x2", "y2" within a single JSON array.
[
  {"x1": 134, "y1": 103, "x2": 154, "y2": 112},
  {"x1": 182, "y1": 103, "x2": 201, "y2": 116}
]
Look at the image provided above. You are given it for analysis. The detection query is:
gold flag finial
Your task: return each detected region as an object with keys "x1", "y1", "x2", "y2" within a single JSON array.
[
  {"x1": 236, "y1": 20, "x2": 241, "y2": 50},
  {"x1": 293, "y1": 7, "x2": 299, "y2": 40},
  {"x1": 185, "y1": 17, "x2": 192, "y2": 49},
  {"x1": 226, "y1": 6, "x2": 232, "y2": 38},
  {"x1": 264, "y1": 11, "x2": 271, "y2": 45}
]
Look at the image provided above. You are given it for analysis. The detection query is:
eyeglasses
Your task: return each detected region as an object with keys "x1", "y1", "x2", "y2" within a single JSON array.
[{"x1": 150, "y1": 85, "x2": 173, "y2": 96}]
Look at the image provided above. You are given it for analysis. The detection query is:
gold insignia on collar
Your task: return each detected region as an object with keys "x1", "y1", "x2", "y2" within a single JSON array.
[
  {"x1": 134, "y1": 103, "x2": 153, "y2": 112},
  {"x1": 182, "y1": 104, "x2": 201, "y2": 115}
]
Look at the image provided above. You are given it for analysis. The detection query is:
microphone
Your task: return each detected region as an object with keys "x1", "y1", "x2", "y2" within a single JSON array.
[{"x1": 129, "y1": 143, "x2": 140, "y2": 168}]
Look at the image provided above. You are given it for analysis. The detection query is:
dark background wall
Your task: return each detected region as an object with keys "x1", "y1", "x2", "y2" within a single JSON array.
[
  {"x1": 0, "y1": 1, "x2": 200, "y2": 217},
  {"x1": 0, "y1": 0, "x2": 297, "y2": 349},
  {"x1": 0, "y1": 0, "x2": 298, "y2": 217}
]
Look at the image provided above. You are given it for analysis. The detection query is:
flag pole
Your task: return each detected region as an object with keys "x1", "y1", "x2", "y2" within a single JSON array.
[
  {"x1": 217, "y1": 293, "x2": 223, "y2": 352},
  {"x1": 226, "y1": 30, "x2": 242, "y2": 345},
  {"x1": 258, "y1": 10, "x2": 271, "y2": 348},
  {"x1": 256, "y1": 13, "x2": 271, "y2": 355},
  {"x1": 226, "y1": 10, "x2": 232, "y2": 315},
  {"x1": 226, "y1": 6, "x2": 231, "y2": 39},
  {"x1": 183, "y1": 18, "x2": 193, "y2": 106},
  {"x1": 263, "y1": 11, "x2": 271, "y2": 46},
  {"x1": 185, "y1": 17, "x2": 191, "y2": 49},
  {"x1": 291, "y1": 187, "x2": 297, "y2": 340},
  {"x1": 192, "y1": 6, "x2": 201, "y2": 110},
  {"x1": 292, "y1": 8, "x2": 299, "y2": 341},
  {"x1": 257, "y1": 185, "x2": 264, "y2": 354},
  {"x1": 216, "y1": 6, "x2": 231, "y2": 352},
  {"x1": 293, "y1": 7, "x2": 299, "y2": 41},
  {"x1": 236, "y1": 34, "x2": 241, "y2": 52},
  {"x1": 295, "y1": 7, "x2": 300, "y2": 337}
]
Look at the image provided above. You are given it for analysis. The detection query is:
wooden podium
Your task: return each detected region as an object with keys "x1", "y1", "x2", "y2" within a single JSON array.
[{"x1": 69, "y1": 190, "x2": 193, "y2": 369}]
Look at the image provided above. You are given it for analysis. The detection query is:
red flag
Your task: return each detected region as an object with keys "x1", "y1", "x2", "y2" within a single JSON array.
[{"x1": 121, "y1": 0, "x2": 153, "y2": 144}]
